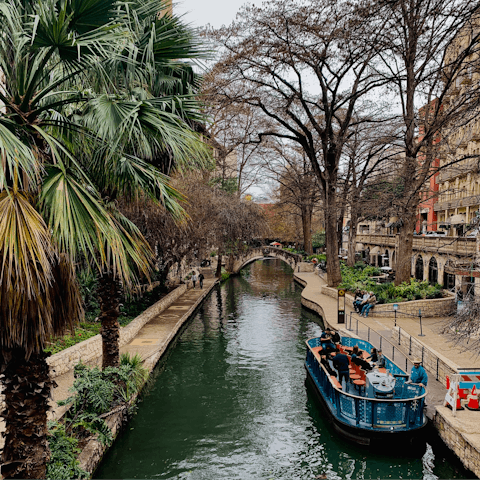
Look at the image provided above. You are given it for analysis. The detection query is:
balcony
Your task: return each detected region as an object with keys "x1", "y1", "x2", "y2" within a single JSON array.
[
  {"x1": 357, "y1": 234, "x2": 476, "y2": 257},
  {"x1": 434, "y1": 194, "x2": 480, "y2": 212}
]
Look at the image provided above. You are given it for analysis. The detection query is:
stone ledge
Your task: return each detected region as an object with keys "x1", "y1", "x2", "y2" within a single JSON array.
[
  {"x1": 320, "y1": 286, "x2": 455, "y2": 318},
  {"x1": 433, "y1": 406, "x2": 480, "y2": 478}
]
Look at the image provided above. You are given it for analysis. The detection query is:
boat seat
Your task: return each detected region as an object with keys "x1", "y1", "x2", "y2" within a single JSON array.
[
  {"x1": 353, "y1": 379, "x2": 366, "y2": 394},
  {"x1": 378, "y1": 368, "x2": 387, "y2": 373},
  {"x1": 311, "y1": 346, "x2": 324, "y2": 362},
  {"x1": 350, "y1": 374, "x2": 361, "y2": 381},
  {"x1": 330, "y1": 376, "x2": 343, "y2": 390}
]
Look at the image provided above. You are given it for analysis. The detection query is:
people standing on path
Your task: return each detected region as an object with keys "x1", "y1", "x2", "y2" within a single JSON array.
[
  {"x1": 191, "y1": 271, "x2": 198, "y2": 289},
  {"x1": 199, "y1": 273, "x2": 204, "y2": 289},
  {"x1": 406, "y1": 358, "x2": 428, "y2": 387}
]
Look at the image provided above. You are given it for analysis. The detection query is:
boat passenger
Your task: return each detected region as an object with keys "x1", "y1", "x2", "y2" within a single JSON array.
[
  {"x1": 351, "y1": 346, "x2": 373, "y2": 371},
  {"x1": 406, "y1": 358, "x2": 428, "y2": 387},
  {"x1": 320, "y1": 353, "x2": 337, "y2": 377},
  {"x1": 376, "y1": 349, "x2": 386, "y2": 368},
  {"x1": 367, "y1": 347, "x2": 378, "y2": 363},
  {"x1": 320, "y1": 329, "x2": 336, "y2": 352},
  {"x1": 332, "y1": 349, "x2": 350, "y2": 386},
  {"x1": 330, "y1": 329, "x2": 341, "y2": 345}
]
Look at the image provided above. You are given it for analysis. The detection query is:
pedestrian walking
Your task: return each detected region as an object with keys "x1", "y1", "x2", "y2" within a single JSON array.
[
  {"x1": 191, "y1": 271, "x2": 198, "y2": 289},
  {"x1": 199, "y1": 273, "x2": 204, "y2": 289}
]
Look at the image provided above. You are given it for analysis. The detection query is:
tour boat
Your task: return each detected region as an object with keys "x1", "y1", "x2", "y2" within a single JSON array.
[{"x1": 305, "y1": 334, "x2": 427, "y2": 446}]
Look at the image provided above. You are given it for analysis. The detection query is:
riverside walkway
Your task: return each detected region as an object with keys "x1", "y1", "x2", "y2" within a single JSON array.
[
  {"x1": 294, "y1": 270, "x2": 480, "y2": 477},
  {"x1": 0, "y1": 271, "x2": 219, "y2": 454}
]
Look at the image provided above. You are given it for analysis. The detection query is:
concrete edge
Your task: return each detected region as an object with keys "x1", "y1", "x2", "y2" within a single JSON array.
[{"x1": 79, "y1": 278, "x2": 220, "y2": 477}]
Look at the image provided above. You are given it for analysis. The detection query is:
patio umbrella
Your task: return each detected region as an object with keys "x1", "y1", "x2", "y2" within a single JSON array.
[{"x1": 270, "y1": 242, "x2": 282, "y2": 246}]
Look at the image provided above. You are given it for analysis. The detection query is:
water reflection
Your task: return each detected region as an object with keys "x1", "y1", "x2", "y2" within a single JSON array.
[{"x1": 95, "y1": 259, "x2": 471, "y2": 479}]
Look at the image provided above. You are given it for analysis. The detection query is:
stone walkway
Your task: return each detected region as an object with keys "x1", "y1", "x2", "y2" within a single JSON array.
[{"x1": 0, "y1": 273, "x2": 219, "y2": 451}]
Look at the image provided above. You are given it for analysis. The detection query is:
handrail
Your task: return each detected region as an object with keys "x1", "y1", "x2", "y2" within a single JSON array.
[{"x1": 305, "y1": 339, "x2": 427, "y2": 402}]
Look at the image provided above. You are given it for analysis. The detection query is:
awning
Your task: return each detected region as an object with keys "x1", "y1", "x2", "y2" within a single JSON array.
[{"x1": 448, "y1": 214, "x2": 466, "y2": 225}]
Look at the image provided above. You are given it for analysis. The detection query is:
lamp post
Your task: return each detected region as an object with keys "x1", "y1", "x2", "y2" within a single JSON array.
[
  {"x1": 418, "y1": 308, "x2": 425, "y2": 336},
  {"x1": 393, "y1": 303, "x2": 398, "y2": 327}
]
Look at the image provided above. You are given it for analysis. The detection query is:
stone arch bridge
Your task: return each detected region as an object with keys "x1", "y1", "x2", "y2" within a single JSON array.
[{"x1": 226, "y1": 246, "x2": 303, "y2": 274}]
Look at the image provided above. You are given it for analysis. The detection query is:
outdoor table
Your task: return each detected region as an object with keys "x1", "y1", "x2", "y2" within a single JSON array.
[{"x1": 366, "y1": 370, "x2": 396, "y2": 398}]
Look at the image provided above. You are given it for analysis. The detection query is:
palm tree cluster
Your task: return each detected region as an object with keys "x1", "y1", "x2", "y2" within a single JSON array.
[{"x1": 0, "y1": 0, "x2": 209, "y2": 477}]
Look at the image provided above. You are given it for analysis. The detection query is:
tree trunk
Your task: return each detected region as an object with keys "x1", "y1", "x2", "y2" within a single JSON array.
[
  {"x1": 347, "y1": 215, "x2": 359, "y2": 267},
  {"x1": 216, "y1": 254, "x2": 223, "y2": 278},
  {"x1": 395, "y1": 214, "x2": 416, "y2": 285},
  {"x1": 0, "y1": 348, "x2": 53, "y2": 479},
  {"x1": 98, "y1": 272, "x2": 122, "y2": 369},
  {"x1": 301, "y1": 205, "x2": 313, "y2": 255},
  {"x1": 325, "y1": 184, "x2": 342, "y2": 286}
]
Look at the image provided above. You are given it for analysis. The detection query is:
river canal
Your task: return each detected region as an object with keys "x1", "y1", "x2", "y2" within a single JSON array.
[{"x1": 96, "y1": 259, "x2": 471, "y2": 479}]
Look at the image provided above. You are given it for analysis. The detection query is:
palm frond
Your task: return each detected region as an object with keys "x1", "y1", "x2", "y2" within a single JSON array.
[{"x1": 0, "y1": 189, "x2": 81, "y2": 356}]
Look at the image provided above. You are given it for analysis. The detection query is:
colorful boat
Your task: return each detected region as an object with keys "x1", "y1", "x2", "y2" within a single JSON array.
[{"x1": 305, "y1": 335, "x2": 427, "y2": 446}]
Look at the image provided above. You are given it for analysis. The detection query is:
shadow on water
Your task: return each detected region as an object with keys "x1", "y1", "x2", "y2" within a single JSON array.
[{"x1": 94, "y1": 259, "x2": 476, "y2": 480}]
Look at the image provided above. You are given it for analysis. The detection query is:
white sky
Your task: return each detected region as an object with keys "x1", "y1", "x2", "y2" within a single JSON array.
[{"x1": 175, "y1": 0, "x2": 249, "y2": 28}]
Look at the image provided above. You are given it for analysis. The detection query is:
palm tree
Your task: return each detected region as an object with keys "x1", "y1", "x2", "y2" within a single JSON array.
[{"x1": 0, "y1": 0, "x2": 208, "y2": 477}]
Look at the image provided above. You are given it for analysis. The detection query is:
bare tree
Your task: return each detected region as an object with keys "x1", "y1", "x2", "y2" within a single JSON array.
[
  {"x1": 371, "y1": 0, "x2": 480, "y2": 284},
  {"x1": 208, "y1": 0, "x2": 389, "y2": 286},
  {"x1": 202, "y1": 74, "x2": 269, "y2": 196},
  {"x1": 343, "y1": 121, "x2": 401, "y2": 266},
  {"x1": 262, "y1": 142, "x2": 322, "y2": 254}
]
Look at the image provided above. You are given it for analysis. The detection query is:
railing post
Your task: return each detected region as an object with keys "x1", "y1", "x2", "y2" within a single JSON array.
[
  {"x1": 392, "y1": 346, "x2": 395, "y2": 362},
  {"x1": 368, "y1": 327, "x2": 370, "y2": 342},
  {"x1": 418, "y1": 308, "x2": 425, "y2": 336},
  {"x1": 356, "y1": 318, "x2": 359, "y2": 335},
  {"x1": 422, "y1": 347, "x2": 424, "y2": 364},
  {"x1": 436, "y1": 357, "x2": 439, "y2": 381},
  {"x1": 380, "y1": 337, "x2": 382, "y2": 350},
  {"x1": 409, "y1": 335, "x2": 412, "y2": 355},
  {"x1": 398, "y1": 327, "x2": 402, "y2": 345}
]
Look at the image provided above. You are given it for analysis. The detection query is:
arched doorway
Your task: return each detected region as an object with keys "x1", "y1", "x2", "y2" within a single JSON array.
[
  {"x1": 415, "y1": 256, "x2": 424, "y2": 281},
  {"x1": 428, "y1": 257, "x2": 438, "y2": 284}
]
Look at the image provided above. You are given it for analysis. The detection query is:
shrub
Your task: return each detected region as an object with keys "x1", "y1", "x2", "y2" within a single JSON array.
[
  {"x1": 46, "y1": 421, "x2": 89, "y2": 480},
  {"x1": 339, "y1": 265, "x2": 442, "y2": 303}
]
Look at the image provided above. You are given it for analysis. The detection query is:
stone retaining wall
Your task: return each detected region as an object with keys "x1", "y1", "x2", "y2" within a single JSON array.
[
  {"x1": 47, "y1": 284, "x2": 187, "y2": 378},
  {"x1": 433, "y1": 407, "x2": 480, "y2": 478},
  {"x1": 391, "y1": 326, "x2": 456, "y2": 387},
  {"x1": 319, "y1": 286, "x2": 455, "y2": 318},
  {"x1": 297, "y1": 262, "x2": 315, "y2": 272}
]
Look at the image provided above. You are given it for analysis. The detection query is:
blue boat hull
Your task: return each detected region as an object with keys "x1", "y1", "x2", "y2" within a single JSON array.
[{"x1": 305, "y1": 367, "x2": 427, "y2": 447}]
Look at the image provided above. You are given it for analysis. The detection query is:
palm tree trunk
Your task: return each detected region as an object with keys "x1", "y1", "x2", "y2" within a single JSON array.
[
  {"x1": 98, "y1": 273, "x2": 122, "y2": 369},
  {"x1": 1, "y1": 348, "x2": 53, "y2": 479}
]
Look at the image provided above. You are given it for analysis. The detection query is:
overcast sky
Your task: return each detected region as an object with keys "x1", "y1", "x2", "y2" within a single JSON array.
[{"x1": 175, "y1": 0, "x2": 248, "y2": 28}]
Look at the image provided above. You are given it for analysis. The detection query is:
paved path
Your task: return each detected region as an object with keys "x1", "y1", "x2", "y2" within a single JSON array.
[{"x1": 0, "y1": 273, "x2": 219, "y2": 451}]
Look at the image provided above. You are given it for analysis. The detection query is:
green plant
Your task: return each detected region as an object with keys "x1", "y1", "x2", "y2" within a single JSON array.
[
  {"x1": 210, "y1": 251, "x2": 217, "y2": 257},
  {"x1": 46, "y1": 421, "x2": 89, "y2": 480},
  {"x1": 221, "y1": 271, "x2": 231, "y2": 282},
  {"x1": 120, "y1": 353, "x2": 149, "y2": 393}
]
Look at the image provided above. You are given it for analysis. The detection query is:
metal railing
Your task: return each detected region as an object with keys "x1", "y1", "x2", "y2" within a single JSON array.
[
  {"x1": 305, "y1": 339, "x2": 427, "y2": 432},
  {"x1": 345, "y1": 311, "x2": 453, "y2": 384},
  {"x1": 345, "y1": 311, "x2": 423, "y2": 374}
]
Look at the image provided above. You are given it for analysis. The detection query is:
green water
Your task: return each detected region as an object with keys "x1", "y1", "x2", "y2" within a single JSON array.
[{"x1": 95, "y1": 259, "x2": 472, "y2": 479}]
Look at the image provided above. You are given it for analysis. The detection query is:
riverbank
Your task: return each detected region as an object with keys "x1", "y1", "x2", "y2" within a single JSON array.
[
  {"x1": 0, "y1": 268, "x2": 220, "y2": 477},
  {"x1": 293, "y1": 270, "x2": 480, "y2": 478}
]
